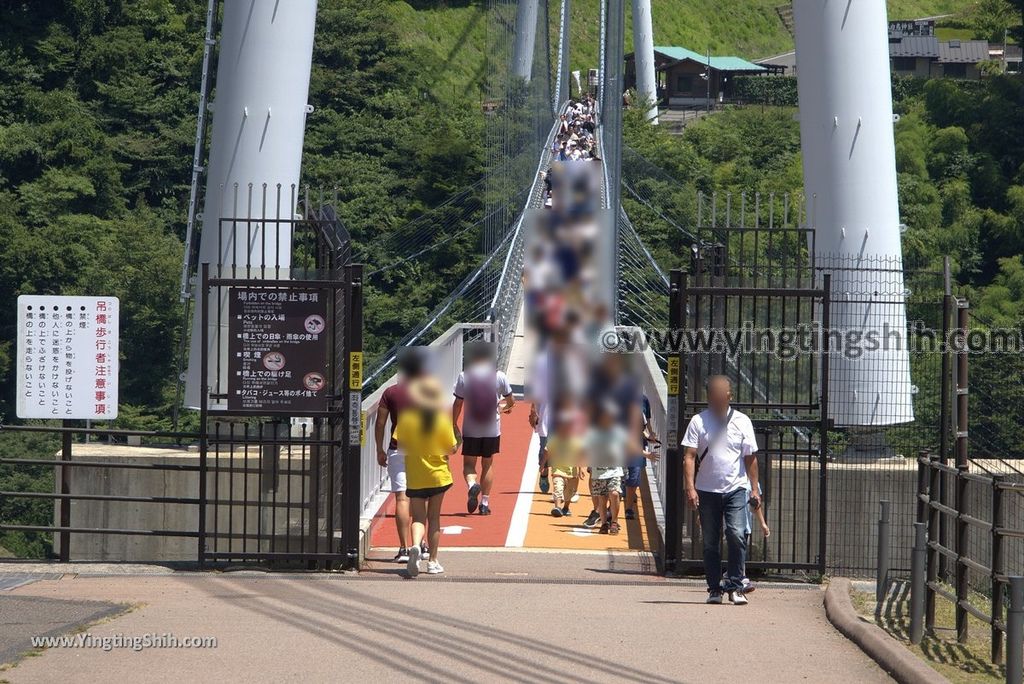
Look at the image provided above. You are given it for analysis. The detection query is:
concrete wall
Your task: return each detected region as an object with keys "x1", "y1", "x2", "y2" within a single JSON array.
[{"x1": 52, "y1": 443, "x2": 324, "y2": 563}]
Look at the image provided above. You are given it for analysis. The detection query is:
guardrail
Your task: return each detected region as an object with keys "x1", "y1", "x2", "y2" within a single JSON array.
[
  {"x1": 633, "y1": 342, "x2": 668, "y2": 545},
  {"x1": 486, "y1": 104, "x2": 567, "y2": 372},
  {"x1": 916, "y1": 452, "x2": 1024, "y2": 671}
]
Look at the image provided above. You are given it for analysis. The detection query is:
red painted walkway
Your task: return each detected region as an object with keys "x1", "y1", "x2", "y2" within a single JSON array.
[
  {"x1": 369, "y1": 401, "x2": 654, "y2": 552},
  {"x1": 369, "y1": 403, "x2": 535, "y2": 548}
]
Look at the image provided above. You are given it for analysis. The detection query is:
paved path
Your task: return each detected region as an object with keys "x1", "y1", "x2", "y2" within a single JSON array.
[
  {"x1": 369, "y1": 402, "x2": 653, "y2": 554},
  {"x1": 1, "y1": 561, "x2": 890, "y2": 683}
]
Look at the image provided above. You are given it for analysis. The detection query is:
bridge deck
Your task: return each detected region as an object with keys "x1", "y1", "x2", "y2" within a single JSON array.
[{"x1": 367, "y1": 402, "x2": 652, "y2": 554}]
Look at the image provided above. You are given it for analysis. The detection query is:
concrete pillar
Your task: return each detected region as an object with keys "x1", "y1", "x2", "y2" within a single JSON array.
[
  {"x1": 512, "y1": 0, "x2": 540, "y2": 82},
  {"x1": 630, "y1": 0, "x2": 658, "y2": 123},
  {"x1": 793, "y1": 0, "x2": 914, "y2": 426},
  {"x1": 185, "y1": 0, "x2": 319, "y2": 409},
  {"x1": 554, "y1": 0, "x2": 571, "y2": 107}
]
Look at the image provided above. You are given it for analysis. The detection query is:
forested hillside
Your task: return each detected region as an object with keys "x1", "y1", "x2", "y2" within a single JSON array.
[
  {"x1": 0, "y1": 0, "x2": 1017, "y2": 558},
  {"x1": 0, "y1": 1, "x2": 485, "y2": 426},
  {"x1": 403, "y1": 0, "x2": 966, "y2": 99}
]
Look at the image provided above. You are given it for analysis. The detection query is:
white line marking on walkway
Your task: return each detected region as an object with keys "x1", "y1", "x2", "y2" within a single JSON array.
[{"x1": 504, "y1": 431, "x2": 539, "y2": 547}]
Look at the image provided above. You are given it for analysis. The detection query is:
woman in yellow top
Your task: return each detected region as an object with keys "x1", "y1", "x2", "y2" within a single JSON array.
[{"x1": 393, "y1": 376, "x2": 459, "y2": 577}]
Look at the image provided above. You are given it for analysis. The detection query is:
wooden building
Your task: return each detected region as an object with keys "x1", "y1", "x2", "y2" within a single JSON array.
[{"x1": 625, "y1": 45, "x2": 767, "y2": 108}]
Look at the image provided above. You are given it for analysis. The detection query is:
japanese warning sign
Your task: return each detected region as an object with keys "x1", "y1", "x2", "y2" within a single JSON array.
[
  {"x1": 227, "y1": 288, "x2": 330, "y2": 412},
  {"x1": 17, "y1": 295, "x2": 120, "y2": 420}
]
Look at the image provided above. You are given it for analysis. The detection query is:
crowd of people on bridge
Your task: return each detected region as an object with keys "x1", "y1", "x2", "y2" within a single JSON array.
[
  {"x1": 549, "y1": 95, "x2": 599, "y2": 166},
  {"x1": 373, "y1": 95, "x2": 768, "y2": 601}
]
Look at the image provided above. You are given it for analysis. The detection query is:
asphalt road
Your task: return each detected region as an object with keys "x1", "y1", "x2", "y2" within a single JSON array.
[{"x1": 2, "y1": 556, "x2": 890, "y2": 683}]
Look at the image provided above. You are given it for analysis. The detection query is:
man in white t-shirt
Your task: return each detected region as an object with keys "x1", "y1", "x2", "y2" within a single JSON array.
[{"x1": 681, "y1": 375, "x2": 761, "y2": 606}]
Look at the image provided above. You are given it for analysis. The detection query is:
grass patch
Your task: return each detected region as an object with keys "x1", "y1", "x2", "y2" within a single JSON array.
[
  {"x1": 851, "y1": 587, "x2": 1009, "y2": 684},
  {"x1": 936, "y1": 27, "x2": 978, "y2": 41}
]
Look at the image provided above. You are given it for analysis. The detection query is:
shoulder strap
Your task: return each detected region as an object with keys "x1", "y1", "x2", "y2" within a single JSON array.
[{"x1": 694, "y1": 408, "x2": 734, "y2": 475}]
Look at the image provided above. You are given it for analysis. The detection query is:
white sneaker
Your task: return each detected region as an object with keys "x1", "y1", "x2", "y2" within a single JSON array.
[
  {"x1": 570, "y1": 493, "x2": 581, "y2": 503},
  {"x1": 406, "y1": 545, "x2": 421, "y2": 578},
  {"x1": 729, "y1": 591, "x2": 748, "y2": 605},
  {"x1": 426, "y1": 560, "x2": 445, "y2": 575}
]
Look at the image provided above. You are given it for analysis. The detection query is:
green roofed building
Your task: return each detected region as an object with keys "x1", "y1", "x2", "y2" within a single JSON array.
[{"x1": 625, "y1": 45, "x2": 767, "y2": 108}]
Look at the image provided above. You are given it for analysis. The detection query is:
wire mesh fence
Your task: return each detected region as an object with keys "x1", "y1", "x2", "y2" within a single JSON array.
[{"x1": 619, "y1": 145, "x2": 1024, "y2": 578}]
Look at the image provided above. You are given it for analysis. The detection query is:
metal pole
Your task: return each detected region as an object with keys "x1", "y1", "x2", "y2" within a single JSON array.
[
  {"x1": 58, "y1": 420, "x2": 72, "y2": 563},
  {"x1": 927, "y1": 453, "x2": 940, "y2": 632},
  {"x1": 705, "y1": 47, "x2": 711, "y2": 113},
  {"x1": 876, "y1": 499, "x2": 891, "y2": 613},
  {"x1": 992, "y1": 476, "x2": 1006, "y2": 664},
  {"x1": 818, "y1": 273, "x2": 831, "y2": 577},
  {"x1": 910, "y1": 522, "x2": 927, "y2": 645},
  {"x1": 1008, "y1": 576, "x2": 1024, "y2": 684},
  {"x1": 688, "y1": 251, "x2": 704, "y2": 560},
  {"x1": 664, "y1": 270, "x2": 684, "y2": 574},
  {"x1": 197, "y1": 263, "x2": 209, "y2": 569},
  {"x1": 955, "y1": 299, "x2": 970, "y2": 643},
  {"x1": 916, "y1": 450, "x2": 929, "y2": 525},
  {"x1": 341, "y1": 264, "x2": 364, "y2": 570},
  {"x1": 939, "y1": 270, "x2": 952, "y2": 581}
]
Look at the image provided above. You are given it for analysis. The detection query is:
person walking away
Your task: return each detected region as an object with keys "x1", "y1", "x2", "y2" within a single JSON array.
[
  {"x1": 584, "y1": 401, "x2": 627, "y2": 534},
  {"x1": 682, "y1": 375, "x2": 760, "y2": 605},
  {"x1": 543, "y1": 399, "x2": 585, "y2": 516},
  {"x1": 452, "y1": 342, "x2": 514, "y2": 515},
  {"x1": 394, "y1": 376, "x2": 460, "y2": 577},
  {"x1": 374, "y1": 348, "x2": 428, "y2": 563}
]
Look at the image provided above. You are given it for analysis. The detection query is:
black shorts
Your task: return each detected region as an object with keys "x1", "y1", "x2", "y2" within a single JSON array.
[
  {"x1": 407, "y1": 483, "x2": 453, "y2": 499},
  {"x1": 462, "y1": 435, "x2": 501, "y2": 458}
]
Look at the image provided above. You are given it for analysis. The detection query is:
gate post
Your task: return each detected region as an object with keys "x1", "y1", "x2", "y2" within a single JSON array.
[
  {"x1": 991, "y1": 475, "x2": 1005, "y2": 664},
  {"x1": 663, "y1": 269, "x2": 684, "y2": 574},
  {"x1": 926, "y1": 453, "x2": 940, "y2": 632},
  {"x1": 876, "y1": 499, "x2": 891, "y2": 614},
  {"x1": 197, "y1": 262, "x2": 210, "y2": 569},
  {"x1": 58, "y1": 420, "x2": 73, "y2": 563},
  {"x1": 710, "y1": 243, "x2": 726, "y2": 377},
  {"x1": 818, "y1": 272, "x2": 831, "y2": 577},
  {"x1": 938, "y1": 258, "x2": 953, "y2": 581},
  {"x1": 340, "y1": 264, "x2": 364, "y2": 570},
  {"x1": 910, "y1": 521, "x2": 927, "y2": 645},
  {"x1": 1008, "y1": 576, "x2": 1024, "y2": 684},
  {"x1": 955, "y1": 298, "x2": 970, "y2": 643},
  {"x1": 688, "y1": 249, "x2": 705, "y2": 560}
]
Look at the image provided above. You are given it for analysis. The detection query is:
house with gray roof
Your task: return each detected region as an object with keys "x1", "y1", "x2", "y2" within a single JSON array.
[{"x1": 887, "y1": 21, "x2": 990, "y2": 79}]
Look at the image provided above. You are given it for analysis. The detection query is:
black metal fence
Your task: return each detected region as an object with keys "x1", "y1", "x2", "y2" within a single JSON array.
[
  {"x1": 654, "y1": 193, "x2": 989, "y2": 578},
  {"x1": 663, "y1": 242, "x2": 833, "y2": 575},
  {"x1": 918, "y1": 452, "x2": 1024, "y2": 666},
  {"x1": 1, "y1": 205, "x2": 364, "y2": 570}
]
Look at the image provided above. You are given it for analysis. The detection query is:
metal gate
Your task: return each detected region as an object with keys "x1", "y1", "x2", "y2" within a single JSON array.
[
  {"x1": 663, "y1": 242, "x2": 833, "y2": 576},
  {"x1": 197, "y1": 200, "x2": 362, "y2": 569}
]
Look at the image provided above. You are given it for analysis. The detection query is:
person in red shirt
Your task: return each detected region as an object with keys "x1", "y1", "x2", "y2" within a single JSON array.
[{"x1": 374, "y1": 348, "x2": 427, "y2": 562}]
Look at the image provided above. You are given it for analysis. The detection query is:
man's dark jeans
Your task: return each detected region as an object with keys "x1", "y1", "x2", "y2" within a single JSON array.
[{"x1": 697, "y1": 487, "x2": 747, "y2": 593}]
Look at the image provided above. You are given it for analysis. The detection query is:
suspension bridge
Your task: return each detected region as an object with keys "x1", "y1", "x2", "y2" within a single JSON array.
[
  {"x1": 0, "y1": 0, "x2": 978, "y2": 576},
  {"x1": 4, "y1": 1, "x2": 1024, "y2": 681}
]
